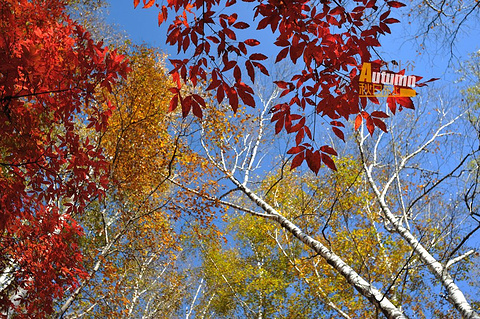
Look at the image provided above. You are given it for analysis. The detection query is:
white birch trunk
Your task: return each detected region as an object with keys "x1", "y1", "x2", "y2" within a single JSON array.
[
  {"x1": 364, "y1": 165, "x2": 479, "y2": 319},
  {"x1": 358, "y1": 118, "x2": 480, "y2": 319},
  {"x1": 226, "y1": 173, "x2": 407, "y2": 319}
]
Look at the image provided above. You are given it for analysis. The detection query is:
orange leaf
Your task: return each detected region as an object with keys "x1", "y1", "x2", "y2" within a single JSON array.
[
  {"x1": 354, "y1": 114, "x2": 362, "y2": 131},
  {"x1": 143, "y1": 0, "x2": 155, "y2": 8},
  {"x1": 158, "y1": 10, "x2": 166, "y2": 26}
]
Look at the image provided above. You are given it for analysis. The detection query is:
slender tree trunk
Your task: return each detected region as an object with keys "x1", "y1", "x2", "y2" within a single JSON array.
[
  {"x1": 359, "y1": 131, "x2": 480, "y2": 319},
  {"x1": 227, "y1": 174, "x2": 407, "y2": 319}
]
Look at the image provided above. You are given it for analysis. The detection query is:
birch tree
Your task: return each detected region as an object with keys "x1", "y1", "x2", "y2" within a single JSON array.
[
  {"x1": 356, "y1": 89, "x2": 480, "y2": 318},
  {"x1": 54, "y1": 46, "x2": 189, "y2": 319},
  {"x1": 167, "y1": 81, "x2": 479, "y2": 318}
]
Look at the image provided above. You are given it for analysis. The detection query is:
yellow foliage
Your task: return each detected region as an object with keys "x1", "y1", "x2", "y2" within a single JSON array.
[{"x1": 102, "y1": 46, "x2": 176, "y2": 206}]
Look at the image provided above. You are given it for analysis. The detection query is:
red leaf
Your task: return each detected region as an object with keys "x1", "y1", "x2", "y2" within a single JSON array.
[
  {"x1": 217, "y1": 85, "x2": 225, "y2": 104},
  {"x1": 206, "y1": 72, "x2": 221, "y2": 90},
  {"x1": 233, "y1": 22, "x2": 249, "y2": 29},
  {"x1": 252, "y1": 62, "x2": 269, "y2": 76},
  {"x1": 238, "y1": 42, "x2": 247, "y2": 55},
  {"x1": 275, "y1": 117, "x2": 284, "y2": 134},
  {"x1": 287, "y1": 146, "x2": 304, "y2": 154},
  {"x1": 169, "y1": 94, "x2": 179, "y2": 112},
  {"x1": 233, "y1": 65, "x2": 241, "y2": 82},
  {"x1": 249, "y1": 53, "x2": 268, "y2": 60},
  {"x1": 192, "y1": 102, "x2": 203, "y2": 118},
  {"x1": 237, "y1": 85, "x2": 255, "y2": 107},
  {"x1": 193, "y1": 94, "x2": 206, "y2": 108},
  {"x1": 276, "y1": 47, "x2": 289, "y2": 63},
  {"x1": 274, "y1": 38, "x2": 290, "y2": 47},
  {"x1": 387, "y1": 1, "x2": 406, "y2": 7},
  {"x1": 222, "y1": 60, "x2": 237, "y2": 72},
  {"x1": 158, "y1": 11, "x2": 165, "y2": 26},
  {"x1": 289, "y1": 42, "x2": 304, "y2": 63},
  {"x1": 296, "y1": 128, "x2": 305, "y2": 144},
  {"x1": 207, "y1": 36, "x2": 220, "y2": 44},
  {"x1": 182, "y1": 96, "x2": 191, "y2": 117},
  {"x1": 387, "y1": 96, "x2": 397, "y2": 114},
  {"x1": 245, "y1": 60, "x2": 255, "y2": 82},
  {"x1": 304, "y1": 125, "x2": 312, "y2": 139},
  {"x1": 290, "y1": 117, "x2": 305, "y2": 132},
  {"x1": 226, "y1": 85, "x2": 239, "y2": 112},
  {"x1": 224, "y1": 28, "x2": 236, "y2": 40},
  {"x1": 257, "y1": 17, "x2": 270, "y2": 30},
  {"x1": 332, "y1": 127, "x2": 345, "y2": 141},
  {"x1": 373, "y1": 118, "x2": 387, "y2": 133},
  {"x1": 227, "y1": 13, "x2": 238, "y2": 24},
  {"x1": 397, "y1": 96, "x2": 414, "y2": 109},
  {"x1": 275, "y1": 81, "x2": 289, "y2": 89},
  {"x1": 291, "y1": 152, "x2": 305, "y2": 170},
  {"x1": 380, "y1": 10, "x2": 390, "y2": 21},
  {"x1": 330, "y1": 121, "x2": 345, "y2": 127},
  {"x1": 366, "y1": 0, "x2": 376, "y2": 8},
  {"x1": 306, "y1": 150, "x2": 321, "y2": 174},
  {"x1": 245, "y1": 39, "x2": 260, "y2": 46},
  {"x1": 320, "y1": 145, "x2": 338, "y2": 156},
  {"x1": 330, "y1": 6, "x2": 345, "y2": 15},
  {"x1": 364, "y1": 36, "x2": 380, "y2": 46},
  {"x1": 366, "y1": 116, "x2": 375, "y2": 136},
  {"x1": 368, "y1": 95, "x2": 380, "y2": 105},
  {"x1": 134, "y1": 0, "x2": 140, "y2": 8},
  {"x1": 326, "y1": 15, "x2": 339, "y2": 26},
  {"x1": 380, "y1": 22, "x2": 391, "y2": 34},
  {"x1": 182, "y1": 35, "x2": 190, "y2": 52},
  {"x1": 322, "y1": 153, "x2": 337, "y2": 171},
  {"x1": 384, "y1": 18, "x2": 400, "y2": 24},
  {"x1": 371, "y1": 111, "x2": 389, "y2": 118}
]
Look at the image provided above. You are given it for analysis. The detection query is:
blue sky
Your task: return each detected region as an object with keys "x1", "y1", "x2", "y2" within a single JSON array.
[
  {"x1": 104, "y1": 0, "x2": 480, "y2": 219},
  {"x1": 102, "y1": 1, "x2": 480, "y2": 313},
  {"x1": 106, "y1": 0, "x2": 165, "y2": 46},
  {"x1": 105, "y1": 0, "x2": 480, "y2": 84}
]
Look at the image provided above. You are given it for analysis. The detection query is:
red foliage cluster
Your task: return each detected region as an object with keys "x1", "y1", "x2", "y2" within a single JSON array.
[
  {"x1": 0, "y1": 0, "x2": 129, "y2": 316},
  {"x1": 138, "y1": 0, "x2": 436, "y2": 173}
]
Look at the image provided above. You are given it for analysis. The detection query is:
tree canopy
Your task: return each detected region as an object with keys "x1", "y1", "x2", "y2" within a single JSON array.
[
  {"x1": 0, "y1": 0, "x2": 128, "y2": 315},
  {"x1": 138, "y1": 0, "x2": 439, "y2": 173},
  {"x1": 0, "y1": 0, "x2": 479, "y2": 318}
]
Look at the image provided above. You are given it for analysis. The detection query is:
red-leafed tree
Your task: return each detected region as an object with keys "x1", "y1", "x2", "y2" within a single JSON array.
[
  {"x1": 137, "y1": 0, "x2": 434, "y2": 173},
  {"x1": 0, "y1": 0, "x2": 129, "y2": 316}
]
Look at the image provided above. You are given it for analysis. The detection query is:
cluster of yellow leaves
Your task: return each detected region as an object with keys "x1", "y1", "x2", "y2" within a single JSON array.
[
  {"x1": 189, "y1": 216, "x2": 294, "y2": 318},
  {"x1": 251, "y1": 157, "x2": 427, "y2": 317},
  {"x1": 71, "y1": 44, "x2": 265, "y2": 317},
  {"x1": 65, "y1": 46, "x2": 188, "y2": 318},
  {"x1": 102, "y1": 46, "x2": 176, "y2": 205}
]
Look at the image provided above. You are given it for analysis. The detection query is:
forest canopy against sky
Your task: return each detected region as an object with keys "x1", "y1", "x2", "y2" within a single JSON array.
[{"x1": 0, "y1": 0, "x2": 479, "y2": 318}]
